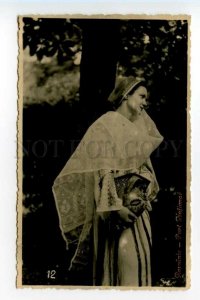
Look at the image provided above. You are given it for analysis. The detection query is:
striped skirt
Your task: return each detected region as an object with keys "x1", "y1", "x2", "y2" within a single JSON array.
[{"x1": 93, "y1": 210, "x2": 152, "y2": 286}]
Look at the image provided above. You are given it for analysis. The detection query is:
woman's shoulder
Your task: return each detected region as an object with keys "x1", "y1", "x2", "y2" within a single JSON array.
[
  {"x1": 84, "y1": 111, "x2": 119, "y2": 139},
  {"x1": 96, "y1": 111, "x2": 117, "y2": 121},
  {"x1": 88, "y1": 111, "x2": 117, "y2": 129}
]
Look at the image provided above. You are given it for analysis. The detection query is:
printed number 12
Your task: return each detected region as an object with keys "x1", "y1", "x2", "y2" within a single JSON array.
[{"x1": 47, "y1": 270, "x2": 56, "y2": 279}]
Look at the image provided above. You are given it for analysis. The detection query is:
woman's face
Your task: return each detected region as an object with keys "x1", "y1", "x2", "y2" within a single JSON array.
[{"x1": 125, "y1": 86, "x2": 148, "y2": 117}]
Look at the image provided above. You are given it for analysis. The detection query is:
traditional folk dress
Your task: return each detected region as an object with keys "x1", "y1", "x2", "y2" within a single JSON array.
[{"x1": 52, "y1": 110, "x2": 163, "y2": 286}]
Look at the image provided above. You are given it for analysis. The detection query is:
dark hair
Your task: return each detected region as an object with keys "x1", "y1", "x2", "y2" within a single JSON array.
[{"x1": 108, "y1": 76, "x2": 146, "y2": 110}]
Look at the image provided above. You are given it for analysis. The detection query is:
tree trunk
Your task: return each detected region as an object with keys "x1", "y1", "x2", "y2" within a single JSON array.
[{"x1": 79, "y1": 19, "x2": 121, "y2": 123}]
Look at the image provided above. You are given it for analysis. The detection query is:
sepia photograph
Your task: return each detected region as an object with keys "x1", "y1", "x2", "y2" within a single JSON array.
[{"x1": 17, "y1": 15, "x2": 190, "y2": 288}]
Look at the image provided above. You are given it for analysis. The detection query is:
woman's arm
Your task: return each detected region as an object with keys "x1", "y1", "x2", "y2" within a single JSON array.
[
  {"x1": 94, "y1": 170, "x2": 136, "y2": 224},
  {"x1": 139, "y1": 158, "x2": 160, "y2": 202}
]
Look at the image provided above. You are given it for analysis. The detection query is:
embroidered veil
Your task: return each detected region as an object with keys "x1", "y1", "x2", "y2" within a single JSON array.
[{"x1": 52, "y1": 109, "x2": 163, "y2": 270}]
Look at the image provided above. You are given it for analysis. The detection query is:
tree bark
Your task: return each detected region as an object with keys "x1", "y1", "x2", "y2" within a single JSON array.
[{"x1": 79, "y1": 19, "x2": 121, "y2": 122}]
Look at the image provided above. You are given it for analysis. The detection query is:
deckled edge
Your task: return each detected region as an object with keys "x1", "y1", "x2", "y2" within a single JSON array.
[
  {"x1": 16, "y1": 13, "x2": 191, "y2": 291},
  {"x1": 16, "y1": 15, "x2": 23, "y2": 288}
]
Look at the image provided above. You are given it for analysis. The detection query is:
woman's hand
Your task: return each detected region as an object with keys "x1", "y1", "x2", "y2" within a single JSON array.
[{"x1": 115, "y1": 206, "x2": 137, "y2": 225}]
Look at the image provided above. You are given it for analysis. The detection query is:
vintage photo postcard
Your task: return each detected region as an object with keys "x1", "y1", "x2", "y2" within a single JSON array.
[{"x1": 17, "y1": 14, "x2": 190, "y2": 289}]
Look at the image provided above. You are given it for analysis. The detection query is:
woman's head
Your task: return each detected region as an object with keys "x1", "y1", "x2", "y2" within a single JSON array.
[{"x1": 108, "y1": 76, "x2": 148, "y2": 113}]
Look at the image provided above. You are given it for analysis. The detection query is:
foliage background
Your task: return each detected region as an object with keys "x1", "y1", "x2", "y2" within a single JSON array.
[{"x1": 22, "y1": 17, "x2": 188, "y2": 286}]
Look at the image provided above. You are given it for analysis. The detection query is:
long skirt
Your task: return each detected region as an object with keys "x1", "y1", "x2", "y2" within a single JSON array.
[{"x1": 93, "y1": 210, "x2": 152, "y2": 286}]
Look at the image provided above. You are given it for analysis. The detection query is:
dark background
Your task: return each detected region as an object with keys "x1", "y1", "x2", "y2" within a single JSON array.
[{"x1": 22, "y1": 17, "x2": 188, "y2": 286}]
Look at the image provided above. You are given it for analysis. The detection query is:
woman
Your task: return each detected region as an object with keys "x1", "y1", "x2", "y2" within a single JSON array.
[{"x1": 52, "y1": 76, "x2": 163, "y2": 286}]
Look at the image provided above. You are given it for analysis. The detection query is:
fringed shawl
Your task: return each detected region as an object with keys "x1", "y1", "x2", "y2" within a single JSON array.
[{"x1": 52, "y1": 110, "x2": 163, "y2": 267}]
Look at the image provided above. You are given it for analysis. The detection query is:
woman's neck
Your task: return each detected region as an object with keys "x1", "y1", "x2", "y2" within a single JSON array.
[{"x1": 116, "y1": 104, "x2": 137, "y2": 122}]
